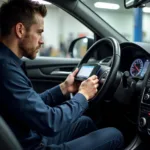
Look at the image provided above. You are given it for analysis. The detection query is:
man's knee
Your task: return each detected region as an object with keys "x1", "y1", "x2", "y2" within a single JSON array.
[
  {"x1": 108, "y1": 127, "x2": 124, "y2": 141},
  {"x1": 86, "y1": 127, "x2": 124, "y2": 149},
  {"x1": 62, "y1": 127, "x2": 124, "y2": 150},
  {"x1": 103, "y1": 127, "x2": 124, "y2": 149}
]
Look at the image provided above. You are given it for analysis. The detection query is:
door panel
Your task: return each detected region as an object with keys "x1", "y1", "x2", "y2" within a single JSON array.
[{"x1": 23, "y1": 57, "x2": 80, "y2": 93}]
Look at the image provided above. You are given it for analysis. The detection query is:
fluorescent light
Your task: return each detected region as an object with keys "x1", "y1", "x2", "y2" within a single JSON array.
[
  {"x1": 143, "y1": 7, "x2": 150, "y2": 13},
  {"x1": 32, "y1": 0, "x2": 51, "y2": 5},
  {"x1": 94, "y1": 2, "x2": 120, "y2": 10}
]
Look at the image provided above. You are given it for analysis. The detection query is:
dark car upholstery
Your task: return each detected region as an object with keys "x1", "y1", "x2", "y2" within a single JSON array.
[{"x1": 0, "y1": 116, "x2": 22, "y2": 150}]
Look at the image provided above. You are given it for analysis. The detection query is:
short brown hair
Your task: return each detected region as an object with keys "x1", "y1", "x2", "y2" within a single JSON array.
[{"x1": 0, "y1": 0, "x2": 47, "y2": 37}]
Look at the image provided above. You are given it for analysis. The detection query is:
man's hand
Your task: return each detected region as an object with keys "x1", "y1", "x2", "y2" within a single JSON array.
[
  {"x1": 60, "y1": 68, "x2": 80, "y2": 95},
  {"x1": 78, "y1": 75, "x2": 99, "y2": 101}
]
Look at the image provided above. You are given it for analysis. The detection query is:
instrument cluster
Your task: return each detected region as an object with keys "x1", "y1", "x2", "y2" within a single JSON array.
[{"x1": 130, "y1": 58, "x2": 150, "y2": 78}]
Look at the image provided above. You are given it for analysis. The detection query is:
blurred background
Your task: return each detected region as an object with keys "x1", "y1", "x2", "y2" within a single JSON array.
[{"x1": 1, "y1": 0, "x2": 149, "y2": 58}]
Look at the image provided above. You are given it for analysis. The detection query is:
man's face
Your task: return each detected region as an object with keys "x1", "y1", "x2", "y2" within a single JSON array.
[{"x1": 19, "y1": 13, "x2": 44, "y2": 59}]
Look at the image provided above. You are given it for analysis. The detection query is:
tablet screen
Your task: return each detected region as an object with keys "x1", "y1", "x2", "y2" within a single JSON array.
[{"x1": 77, "y1": 66, "x2": 94, "y2": 78}]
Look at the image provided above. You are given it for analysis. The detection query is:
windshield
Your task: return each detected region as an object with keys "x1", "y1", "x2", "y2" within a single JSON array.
[{"x1": 81, "y1": 0, "x2": 150, "y2": 43}]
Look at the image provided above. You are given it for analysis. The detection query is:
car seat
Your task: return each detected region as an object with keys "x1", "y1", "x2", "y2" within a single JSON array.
[{"x1": 0, "y1": 116, "x2": 22, "y2": 150}]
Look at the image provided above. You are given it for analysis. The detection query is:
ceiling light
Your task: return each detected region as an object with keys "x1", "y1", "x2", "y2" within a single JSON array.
[
  {"x1": 94, "y1": 2, "x2": 120, "y2": 10},
  {"x1": 32, "y1": 0, "x2": 51, "y2": 5},
  {"x1": 143, "y1": 7, "x2": 150, "y2": 13}
]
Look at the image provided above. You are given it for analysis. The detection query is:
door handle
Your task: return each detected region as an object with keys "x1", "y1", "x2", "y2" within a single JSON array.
[{"x1": 50, "y1": 71, "x2": 71, "y2": 76}]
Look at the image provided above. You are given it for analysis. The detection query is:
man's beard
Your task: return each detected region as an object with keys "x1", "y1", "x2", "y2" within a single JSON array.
[
  {"x1": 19, "y1": 41, "x2": 40, "y2": 59},
  {"x1": 19, "y1": 44, "x2": 37, "y2": 59}
]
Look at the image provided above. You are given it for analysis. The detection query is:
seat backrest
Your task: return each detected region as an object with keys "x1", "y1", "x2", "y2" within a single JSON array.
[{"x1": 0, "y1": 116, "x2": 22, "y2": 150}]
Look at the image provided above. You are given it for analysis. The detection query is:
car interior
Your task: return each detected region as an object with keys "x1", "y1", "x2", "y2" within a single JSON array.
[{"x1": 1, "y1": 0, "x2": 150, "y2": 149}]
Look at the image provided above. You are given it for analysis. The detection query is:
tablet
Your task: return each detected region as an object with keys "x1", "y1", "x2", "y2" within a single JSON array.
[{"x1": 75, "y1": 64, "x2": 100, "y2": 81}]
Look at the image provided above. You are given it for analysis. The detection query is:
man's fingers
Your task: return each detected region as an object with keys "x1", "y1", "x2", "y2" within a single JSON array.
[
  {"x1": 89, "y1": 75, "x2": 98, "y2": 80},
  {"x1": 95, "y1": 84, "x2": 99, "y2": 88},
  {"x1": 93, "y1": 79, "x2": 99, "y2": 84},
  {"x1": 72, "y1": 68, "x2": 79, "y2": 76}
]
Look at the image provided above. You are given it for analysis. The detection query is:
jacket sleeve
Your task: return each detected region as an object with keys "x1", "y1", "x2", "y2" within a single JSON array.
[
  {"x1": 1, "y1": 63, "x2": 88, "y2": 136},
  {"x1": 39, "y1": 85, "x2": 66, "y2": 106}
]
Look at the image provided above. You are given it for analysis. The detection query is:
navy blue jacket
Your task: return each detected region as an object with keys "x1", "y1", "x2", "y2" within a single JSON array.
[{"x1": 0, "y1": 43, "x2": 88, "y2": 149}]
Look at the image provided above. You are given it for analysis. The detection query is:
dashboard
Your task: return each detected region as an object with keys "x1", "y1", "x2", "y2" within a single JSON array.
[
  {"x1": 98, "y1": 41, "x2": 150, "y2": 139},
  {"x1": 119, "y1": 42, "x2": 150, "y2": 80},
  {"x1": 99, "y1": 42, "x2": 150, "y2": 80}
]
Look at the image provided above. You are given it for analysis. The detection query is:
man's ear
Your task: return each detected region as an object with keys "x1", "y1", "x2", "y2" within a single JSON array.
[{"x1": 15, "y1": 23, "x2": 25, "y2": 38}]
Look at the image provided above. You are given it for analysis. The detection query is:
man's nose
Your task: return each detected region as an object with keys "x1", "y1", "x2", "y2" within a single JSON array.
[{"x1": 39, "y1": 39, "x2": 44, "y2": 45}]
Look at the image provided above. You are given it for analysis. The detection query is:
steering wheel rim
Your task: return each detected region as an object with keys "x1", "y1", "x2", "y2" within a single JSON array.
[{"x1": 77, "y1": 37, "x2": 121, "y2": 102}]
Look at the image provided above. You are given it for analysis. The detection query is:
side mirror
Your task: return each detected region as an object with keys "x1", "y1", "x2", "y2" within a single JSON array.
[
  {"x1": 124, "y1": 0, "x2": 149, "y2": 9},
  {"x1": 68, "y1": 36, "x2": 94, "y2": 58}
]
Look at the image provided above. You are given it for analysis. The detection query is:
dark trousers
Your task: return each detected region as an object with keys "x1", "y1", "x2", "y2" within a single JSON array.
[{"x1": 41, "y1": 116, "x2": 124, "y2": 150}]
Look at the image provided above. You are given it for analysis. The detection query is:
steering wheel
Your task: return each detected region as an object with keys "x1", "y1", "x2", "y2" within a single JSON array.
[{"x1": 77, "y1": 37, "x2": 121, "y2": 102}]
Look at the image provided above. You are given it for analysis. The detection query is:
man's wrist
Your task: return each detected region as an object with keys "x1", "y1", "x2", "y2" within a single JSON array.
[
  {"x1": 78, "y1": 91, "x2": 89, "y2": 101},
  {"x1": 60, "y1": 81, "x2": 68, "y2": 95}
]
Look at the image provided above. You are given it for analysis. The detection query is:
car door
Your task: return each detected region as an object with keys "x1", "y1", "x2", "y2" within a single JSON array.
[{"x1": 24, "y1": 57, "x2": 80, "y2": 93}]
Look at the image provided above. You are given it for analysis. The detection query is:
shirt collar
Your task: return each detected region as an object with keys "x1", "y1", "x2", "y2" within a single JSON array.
[{"x1": 0, "y1": 42, "x2": 23, "y2": 66}]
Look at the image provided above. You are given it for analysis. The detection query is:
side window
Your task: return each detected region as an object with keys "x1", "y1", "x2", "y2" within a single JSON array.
[{"x1": 39, "y1": 5, "x2": 94, "y2": 58}]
